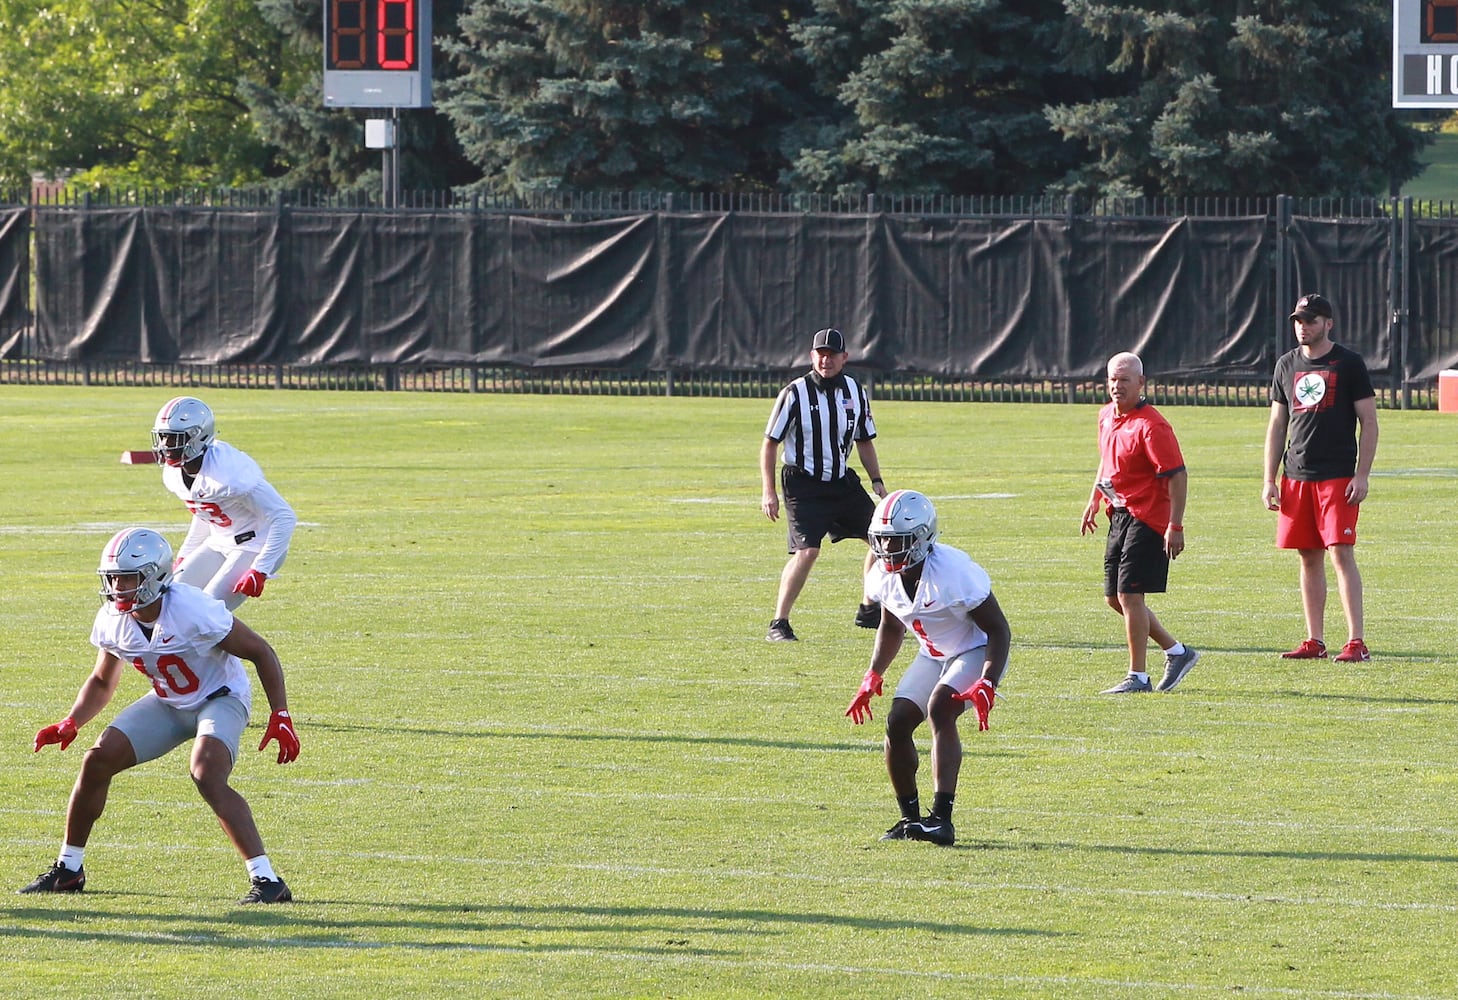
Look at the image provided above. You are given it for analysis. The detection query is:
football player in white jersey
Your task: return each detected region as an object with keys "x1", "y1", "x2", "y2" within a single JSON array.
[
  {"x1": 20, "y1": 527, "x2": 299, "y2": 904},
  {"x1": 845, "y1": 491, "x2": 1011, "y2": 847},
  {"x1": 153, "y1": 396, "x2": 297, "y2": 611}
]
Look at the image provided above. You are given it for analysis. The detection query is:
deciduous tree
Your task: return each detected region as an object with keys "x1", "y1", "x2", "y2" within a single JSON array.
[{"x1": 0, "y1": 0, "x2": 293, "y2": 189}]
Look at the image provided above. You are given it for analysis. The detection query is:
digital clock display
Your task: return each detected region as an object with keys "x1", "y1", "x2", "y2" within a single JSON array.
[
  {"x1": 327, "y1": 0, "x2": 419, "y2": 71},
  {"x1": 323, "y1": 0, "x2": 432, "y2": 107}
]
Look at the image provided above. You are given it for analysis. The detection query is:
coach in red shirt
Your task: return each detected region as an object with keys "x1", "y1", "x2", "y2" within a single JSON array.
[{"x1": 1080, "y1": 352, "x2": 1200, "y2": 694}]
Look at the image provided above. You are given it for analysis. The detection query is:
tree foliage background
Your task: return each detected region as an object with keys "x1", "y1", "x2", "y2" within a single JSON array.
[
  {"x1": 0, "y1": 0, "x2": 1435, "y2": 197},
  {"x1": 1047, "y1": 0, "x2": 1431, "y2": 198}
]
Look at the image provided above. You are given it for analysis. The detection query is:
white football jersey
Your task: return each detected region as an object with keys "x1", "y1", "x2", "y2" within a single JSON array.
[
  {"x1": 161, "y1": 440, "x2": 296, "y2": 576},
  {"x1": 90, "y1": 583, "x2": 252, "y2": 712},
  {"x1": 865, "y1": 543, "x2": 993, "y2": 660}
]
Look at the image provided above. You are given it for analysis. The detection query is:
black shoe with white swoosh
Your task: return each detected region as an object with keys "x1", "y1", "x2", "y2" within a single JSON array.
[{"x1": 908, "y1": 815, "x2": 955, "y2": 846}]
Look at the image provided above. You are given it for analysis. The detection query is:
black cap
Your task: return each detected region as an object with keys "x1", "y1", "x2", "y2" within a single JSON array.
[
  {"x1": 1289, "y1": 293, "x2": 1333, "y2": 321},
  {"x1": 812, "y1": 328, "x2": 846, "y2": 352}
]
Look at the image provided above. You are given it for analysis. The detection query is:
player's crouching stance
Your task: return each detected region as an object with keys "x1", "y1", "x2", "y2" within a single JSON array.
[
  {"x1": 19, "y1": 528, "x2": 299, "y2": 904},
  {"x1": 845, "y1": 491, "x2": 1010, "y2": 847},
  {"x1": 152, "y1": 395, "x2": 297, "y2": 612}
]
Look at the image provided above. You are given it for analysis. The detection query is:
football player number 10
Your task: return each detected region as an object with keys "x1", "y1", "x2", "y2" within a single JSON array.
[
  {"x1": 329, "y1": 0, "x2": 417, "y2": 70},
  {"x1": 133, "y1": 655, "x2": 201, "y2": 699}
]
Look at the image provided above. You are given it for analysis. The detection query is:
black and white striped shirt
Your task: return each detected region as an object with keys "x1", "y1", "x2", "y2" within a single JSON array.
[{"x1": 764, "y1": 373, "x2": 877, "y2": 482}]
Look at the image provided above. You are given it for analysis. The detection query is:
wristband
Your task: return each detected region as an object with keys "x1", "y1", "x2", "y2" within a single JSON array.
[
  {"x1": 871, "y1": 477, "x2": 884, "y2": 484},
  {"x1": 1169, "y1": 524, "x2": 1183, "y2": 531}
]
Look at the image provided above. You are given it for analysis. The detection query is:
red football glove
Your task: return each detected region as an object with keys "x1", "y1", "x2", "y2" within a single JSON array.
[
  {"x1": 259, "y1": 709, "x2": 300, "y2": 763},
  {"x1": 953, "y1": 678, "x2": 996, "y2": 731},
  {"x1": 845, "y1": 669, "x2": 884, "y2": 725},
  {"x1": 232, "y1": 569, "x2": 267, "y2": 598},
  {"x1": 34, "y1": 716, "x2": 79, "y2": 753}
]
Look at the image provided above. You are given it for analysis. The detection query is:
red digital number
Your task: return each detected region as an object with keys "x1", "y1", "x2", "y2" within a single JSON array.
[
  {"x1": 329, "y1": 0, "x2": 416, "y2": 71},
  {"x1": 331, "y1": 0, "x2": 367, "y2": 69},
  {"x1": 133, "y1": 654, "x2": 202, "y2": 700},
  {"x1": 378, "y1": 0, "x2": 415, "y2": 70},
  {"x1": 1425, "y1": 1, "x2": 1458, "y2": 44}
]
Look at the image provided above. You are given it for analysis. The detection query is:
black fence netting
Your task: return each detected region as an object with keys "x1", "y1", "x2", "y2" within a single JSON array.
[{"x1": 2, "y1": 194, "x2": 1456, "y2": 401}]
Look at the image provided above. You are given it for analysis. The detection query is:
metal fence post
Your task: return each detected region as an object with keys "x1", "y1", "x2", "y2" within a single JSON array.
[
  {"x1": 1275, "y1": 195, "x2": 1291, "y2": 367},
  {"x1": 1400, "y1": 196, "x2": 1413, "y2": 410}
]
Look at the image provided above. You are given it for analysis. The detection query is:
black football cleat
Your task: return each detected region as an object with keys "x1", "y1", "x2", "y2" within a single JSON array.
[
  {"x1": 908, "y1": 815, "x2": 956, "y2": 846},
  {"x1": 18, "y1": 862, "x2": 85, "y2": 894},
  {"x1": 239, "y1": 876, "x2": 292, "y2": 904},
  {"x1": 880, "y1": 818, "x2": 917, "y2": 841}
]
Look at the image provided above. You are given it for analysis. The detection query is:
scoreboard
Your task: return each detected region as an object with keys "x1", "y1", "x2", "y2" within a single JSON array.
[
  {"x1": 1394, "y1": 0, "x2": 1458, "y2": 107},
  {"x1": 323, "y1": 0, "x2": 432, "y2": 108}
]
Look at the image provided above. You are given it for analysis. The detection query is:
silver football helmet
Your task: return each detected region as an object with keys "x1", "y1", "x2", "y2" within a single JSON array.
[
  {"x1": 98, "y1": 527, "x2": 173, "y2": 613},
  {"x1": 151, "y1": 396, "x2": 215, "y2": 467},
  {"x1": 868, "y1": 490, "x2": 938, "y2": 573}
]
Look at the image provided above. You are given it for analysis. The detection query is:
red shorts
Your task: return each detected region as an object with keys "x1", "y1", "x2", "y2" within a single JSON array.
[{"x1": 1276, "y1": 477, "x2": 1359, "y2": 549}]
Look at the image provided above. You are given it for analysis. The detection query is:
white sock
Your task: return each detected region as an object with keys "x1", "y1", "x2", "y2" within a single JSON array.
[
  {"x1": 1165, "y1": 642, "x2": 1186, "y2": 657},
  {"x1": 1131, "y1": 672, "x2": 1149, "y2": 683},
  {"x1": 245, "y1": 855, "x2": 278, "y2": 882},
  {"x1": 57, "y1": 845, "x2": 85, "y2": 871}
]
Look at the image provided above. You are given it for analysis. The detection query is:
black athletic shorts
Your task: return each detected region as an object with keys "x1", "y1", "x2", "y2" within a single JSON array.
[
  {"x1": 781, "y1": 465, "x2": 875, "y2": 553},
  {"x1": 1103, "y1": 510, "x2": 1169, "y2": 596}
]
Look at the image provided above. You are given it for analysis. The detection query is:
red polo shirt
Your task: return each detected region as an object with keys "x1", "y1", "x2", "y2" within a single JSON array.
[{"x1": 1096, "y1": 399, "x2": 1185, "y2": 534}]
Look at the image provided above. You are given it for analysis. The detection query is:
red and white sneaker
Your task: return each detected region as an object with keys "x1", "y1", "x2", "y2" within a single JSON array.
[
  {"x1": 1280, "y1": 638, "x2": 1327, "y2": 659},
  {"x1": 1333, "y1": 639, "x2": 1371, "y2": 663}
]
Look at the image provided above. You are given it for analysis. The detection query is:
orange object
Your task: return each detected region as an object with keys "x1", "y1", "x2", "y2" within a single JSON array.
[
  {"x1": 1440, "y1": 370, "x2": 1458, "y2": 414},
  {"x1": 120, "y1": 450, "x2": 157, "y2": 464}
]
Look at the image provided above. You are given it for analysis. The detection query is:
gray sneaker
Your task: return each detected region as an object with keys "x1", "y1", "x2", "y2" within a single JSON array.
[
  {"x1": 1101, "y1": 674, "x2": 1153, "y2": 694},
  {"x1": 766, "y1": 618, "x2": 798, "y2": 642},
  {"x1": 1156, "y1": 646, "x2": 1201, "y2": 692}
]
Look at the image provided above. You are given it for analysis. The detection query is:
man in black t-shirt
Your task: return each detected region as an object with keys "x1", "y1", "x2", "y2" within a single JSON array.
[{"x1": 1261, "y1": 293, "x2": 1379, "y2": 663}]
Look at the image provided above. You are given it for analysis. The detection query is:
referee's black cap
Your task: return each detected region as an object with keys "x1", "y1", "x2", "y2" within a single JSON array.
[{"x1": 812, "y1": 328, "x2": 846, "y2": 352}]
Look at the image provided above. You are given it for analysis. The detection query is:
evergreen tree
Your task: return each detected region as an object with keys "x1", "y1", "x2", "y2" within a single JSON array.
[
  {"x1": 1047, "y1": 0, "x2": 1432, "y2": 198},
  {"x1": 786, "y1": 0, "x2": 1088, "y2": 196},
  {"x1": 438, "y1": 0, "x2": 820, "y2": 194},
  {"x1": 242, "y1": 0, "x2": 475, "y2": 192}
]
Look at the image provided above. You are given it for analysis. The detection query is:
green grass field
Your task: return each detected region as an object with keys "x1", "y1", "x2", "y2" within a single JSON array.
[
  {"x1": 1, "y1": 387, "x2": 1455, "y2": 999},
  {"x1": 1404, "y1": 130, "x2": 1458, "y2": 202}
]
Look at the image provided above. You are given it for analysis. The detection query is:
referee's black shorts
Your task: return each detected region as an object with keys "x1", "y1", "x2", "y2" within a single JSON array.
[
  {"x1": 781, "y1": 466, "x2": 875, "y2": 553},
  {"x1": 1103, "y1": 509, "x2": 1170, "y2": 596}
]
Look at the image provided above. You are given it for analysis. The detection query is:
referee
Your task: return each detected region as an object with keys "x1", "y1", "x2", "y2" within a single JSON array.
[{"x1": 760, "y1": 328, "x2": 888, "y2": 641}]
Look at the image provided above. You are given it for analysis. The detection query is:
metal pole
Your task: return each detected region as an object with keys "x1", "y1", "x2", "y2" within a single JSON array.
[
  {"x1": 1400, "y1": 197, "x2": 1413, "y2": 410},
  {"x1": 1275, "y1": 195, "x2": 1291, "y2": 367},
  {"x1": 391, "y1": 107, "x2": 401, "y2": 209}
]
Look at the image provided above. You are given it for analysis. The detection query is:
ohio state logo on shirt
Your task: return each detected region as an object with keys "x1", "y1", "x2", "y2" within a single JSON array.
[{"x1": 1292, "y1": 370, "x2": 1336, "y2": 412}]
